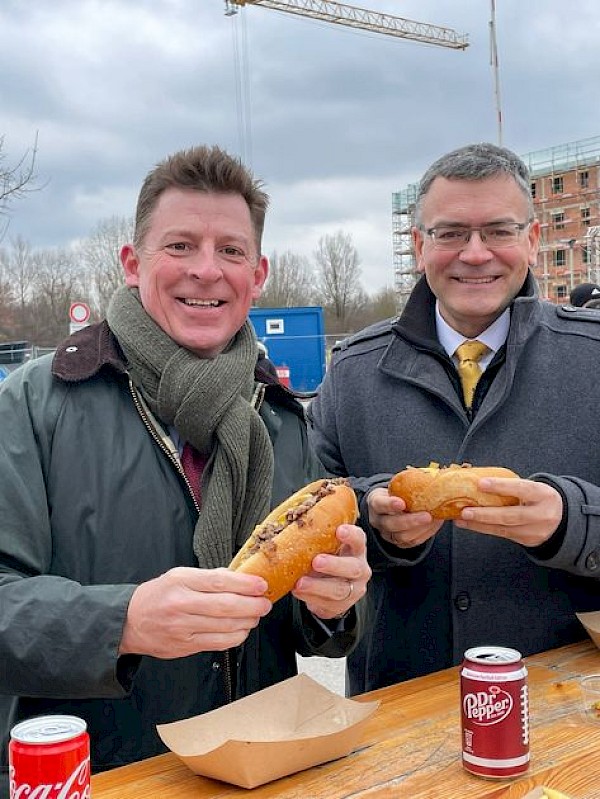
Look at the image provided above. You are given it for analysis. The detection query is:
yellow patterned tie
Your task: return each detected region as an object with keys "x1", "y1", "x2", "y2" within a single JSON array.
[{"x1": 455, "y1": 340, "x2": 490, "y2": 409}]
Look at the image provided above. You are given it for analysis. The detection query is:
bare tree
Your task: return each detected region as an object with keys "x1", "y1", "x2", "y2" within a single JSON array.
[
  {"x1": 0, "y1": 136, "x2": 40, "y2": 239},
  {"x1": 354, "y1": 286, "x2": 399, "y2": 329},
  {"x1": 29, "y1": 248, "x2": 79, "y2": 346},
  {"x1": 255, "y1": 250, "x2": 315, "y2": 308},
  {"x1": 1, "y1": 237, "x2": 39, "y2": 340},
  {"x1": 0, "y1": 251, "x2": 16, "y2": 338},
  {"x1": 0, "y1": 240, "x2": 89, "y2": 346},
  {"x1": 313, "y1": 231, "x2": 364, "y2": 331},
  {"x1": 78, "y1": 215, "x2": 132, "y2": 317}
]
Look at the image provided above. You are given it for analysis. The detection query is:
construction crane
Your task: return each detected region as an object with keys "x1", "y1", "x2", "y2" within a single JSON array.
[
  {"x1": 224, "y1": 1, "x2": 468, "y2": 162},
  {"x1": 224, "y1": 0, "x2": 469, "y2": 50}
]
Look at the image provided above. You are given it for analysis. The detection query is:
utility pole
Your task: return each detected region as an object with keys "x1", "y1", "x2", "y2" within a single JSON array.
[{"x1": 489, "y1": 0, "x2": 503, "y2": 145}]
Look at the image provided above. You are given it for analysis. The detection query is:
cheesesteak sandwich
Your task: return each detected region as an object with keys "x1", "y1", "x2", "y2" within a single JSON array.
[
  {"x1": 389, "y1": 462, "x2": 520, "y2": 520},
  {"x1": 229, "y1": 478, "x2": 359, "y2": 602}
]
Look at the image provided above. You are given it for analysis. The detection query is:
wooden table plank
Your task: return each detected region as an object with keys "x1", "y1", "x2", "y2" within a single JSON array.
[{"x1": 91, "y1": 641, "x2": 600, "y2": 798}]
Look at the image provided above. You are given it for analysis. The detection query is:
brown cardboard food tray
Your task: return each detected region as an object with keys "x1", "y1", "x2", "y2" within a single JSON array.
[{"x1": 157, "y1": 673, "x2": 379, "y2": 789}]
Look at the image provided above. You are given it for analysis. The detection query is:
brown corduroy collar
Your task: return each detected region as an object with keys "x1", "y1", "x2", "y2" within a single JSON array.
[{"x1": 52, "y1": 321, "x2": 127, "y2": 382}]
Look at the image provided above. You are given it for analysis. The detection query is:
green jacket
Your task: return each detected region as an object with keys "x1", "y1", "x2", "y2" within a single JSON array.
[{"x1": 0, "y1": 322, "x2": 361, "y2": 786}]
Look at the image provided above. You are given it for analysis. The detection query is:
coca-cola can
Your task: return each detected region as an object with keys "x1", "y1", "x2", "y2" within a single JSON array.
[
  {"x1": 9, "y1": 714, "x2": 91, "y2": 799},
  {"x1": 460, "y1": 646, "x2": 529, "y2": 779}
]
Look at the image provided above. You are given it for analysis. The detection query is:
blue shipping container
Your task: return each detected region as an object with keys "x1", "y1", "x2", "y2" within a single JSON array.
[{"x1": 249, "y1": 306, "x2": 326, "y2": 392}]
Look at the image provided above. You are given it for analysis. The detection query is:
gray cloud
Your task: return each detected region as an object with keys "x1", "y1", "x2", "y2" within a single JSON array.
[{"x1": 2, "y1": 0, "x2": 599, "y2": 291}]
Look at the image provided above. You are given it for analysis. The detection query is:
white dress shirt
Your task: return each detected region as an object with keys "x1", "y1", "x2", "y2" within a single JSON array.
[{"x1": 435, "y1": 303, "x2": 510, "y2": 373}]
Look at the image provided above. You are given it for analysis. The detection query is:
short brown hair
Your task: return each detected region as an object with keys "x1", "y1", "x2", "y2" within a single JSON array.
[{"x1": 134, "y1": 145, "x2": 269, "y2": 253}]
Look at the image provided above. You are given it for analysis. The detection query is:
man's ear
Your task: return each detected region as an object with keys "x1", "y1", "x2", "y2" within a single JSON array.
[
  {"x1": 252, "y1": 255, "x2": 269, "y2": 299},
  {"x1": 527, "y1": 219, "x2": 541, "y2": 267},
  {"x1": 120, "y1": 244, "x2": 140, "y2": 287},
  {"x1": 412, "y1": 227, "x2": 426, "y2": 274}
]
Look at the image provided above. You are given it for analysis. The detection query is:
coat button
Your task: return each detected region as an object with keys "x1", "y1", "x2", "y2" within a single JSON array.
[
  {"x1": 454, "y1": 592, "x2": 471, "y2": 612},
  {"x1": 212, "y1": 661, "x2": 221, "y2": 671},
  {"x1": 585, "y1": 551, "x2": 600, "y2": 572}
]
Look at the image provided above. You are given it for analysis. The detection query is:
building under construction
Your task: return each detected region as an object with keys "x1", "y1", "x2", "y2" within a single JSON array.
[{"x1": 392, "y1": 134, "x2": 600, "y2": 306}]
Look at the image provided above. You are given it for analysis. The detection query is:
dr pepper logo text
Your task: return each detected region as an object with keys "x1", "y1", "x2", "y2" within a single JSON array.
[{"x1": 462, "y1": 685, "x2": 513, "y2": 725}]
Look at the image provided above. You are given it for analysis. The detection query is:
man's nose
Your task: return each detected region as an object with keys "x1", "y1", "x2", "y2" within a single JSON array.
[
  {"x1": 187, "y1": 249, "x2": 223, "y2": 279},
  {"x1": 458, "y1": 231, "x2": 494, "y2": 263}
]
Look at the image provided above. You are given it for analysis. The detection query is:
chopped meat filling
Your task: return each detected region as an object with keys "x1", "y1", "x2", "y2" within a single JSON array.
[{"x1": 244, "y1": 478, "x2": 348, "y2": 557}]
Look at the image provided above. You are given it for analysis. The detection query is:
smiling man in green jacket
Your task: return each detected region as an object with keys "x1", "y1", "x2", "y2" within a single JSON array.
[{"x1": 0, "y1": 145, "x2": 370, "y2": 795}]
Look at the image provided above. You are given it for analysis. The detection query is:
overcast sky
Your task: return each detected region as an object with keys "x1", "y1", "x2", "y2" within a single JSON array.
[{"x1": 2, "y1": 0, "x2": 599, "y2": 293}]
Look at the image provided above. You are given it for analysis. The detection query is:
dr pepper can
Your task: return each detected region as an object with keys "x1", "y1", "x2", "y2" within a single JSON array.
[
  {"x1": 460, "y1": 646, "x2": 530, "y2": 779},
  {"x1": 9, "y1": 714, "x2": 91, "y2": 799}
]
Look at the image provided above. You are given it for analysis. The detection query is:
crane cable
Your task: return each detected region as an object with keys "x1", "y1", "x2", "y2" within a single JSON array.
[{"x1": 229, "y1": 9, "x2": 254, "y2": 166}]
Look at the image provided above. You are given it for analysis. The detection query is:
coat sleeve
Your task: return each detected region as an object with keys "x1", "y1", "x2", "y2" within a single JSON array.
[
  {"x1": 293, "y1": 599, "x2": 367, "y2": 659},
  {"x1": 527, "y1": 472, "x2": 600, "y2": 580},
  {"x1": 306, "y1": 362, "x2": 347, "y2": 478},
  {"x1": 0, "y1": 364, "x2": 136, "y2": 699}
]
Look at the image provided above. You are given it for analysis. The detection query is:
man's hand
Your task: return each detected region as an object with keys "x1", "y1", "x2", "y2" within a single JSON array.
[
  {"x1": 291, "y1": 524, "x2": 371, "y2": 620},
  {"x1": 458, "y1": 477, "x2": 564, "y2": 547},
  {"x1": 369, "y1": 479, "x2": 563, "y2": 550},
  {"x1": 120, "y1": 567, "x2": 272, "y2": 658},
  {"x1": 368, "y1": 487, "x2": 443, "y2": 549}
]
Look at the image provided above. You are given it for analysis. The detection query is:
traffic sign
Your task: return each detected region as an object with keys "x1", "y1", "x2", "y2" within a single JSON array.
[
  {"x1": 69, "y1": 302, "x2": 91, "y2": 324},
  {"x1": 69, "y1": 301, "x2": 91, "y2": 335}
]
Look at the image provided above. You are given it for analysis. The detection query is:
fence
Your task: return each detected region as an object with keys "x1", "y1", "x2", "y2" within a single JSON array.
[{"x1": 0, "y1": 342, "x2": 56, "y2": 377}]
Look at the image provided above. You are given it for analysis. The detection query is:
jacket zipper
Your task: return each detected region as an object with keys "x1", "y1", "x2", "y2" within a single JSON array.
[
  {"x1": 222, "y1": 382, "x2": 265, "y2": 702},
  {"x1": 127, "y1": 378, "x2": 200, "y2": 512},
  {"x1": 127, "y1": 378, "x2": 267, "y2": 705}
]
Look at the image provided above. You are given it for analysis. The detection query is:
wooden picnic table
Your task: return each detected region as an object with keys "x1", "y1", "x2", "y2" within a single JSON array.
[{"x1": 91, "y1": 639, "x2": 600, "y2": 798}]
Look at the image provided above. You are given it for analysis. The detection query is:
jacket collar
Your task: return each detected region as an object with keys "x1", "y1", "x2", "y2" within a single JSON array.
[
  {"x1": 393, "y1": 270, "x2": 540, "y2": 350},
  {"x1": 52, "y1": 321, "x2": 127, "y2": 382},
  {"x1": 52, "y1": 320, "x2": 305, "y2": 418}
]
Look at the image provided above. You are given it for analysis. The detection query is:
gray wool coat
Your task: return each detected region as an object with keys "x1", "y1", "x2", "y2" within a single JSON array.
[{"x1": 308, "y1": 273, "x2": 600, "y2": 695}]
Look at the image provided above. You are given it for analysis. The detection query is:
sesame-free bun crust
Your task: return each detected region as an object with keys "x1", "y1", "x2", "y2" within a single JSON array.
[
  {"x1": 229, "y1": 479, "x2": 359, "y2": 603},
  {"x1": 389, "y1": 463, "x2": 519, "y2": 520}
]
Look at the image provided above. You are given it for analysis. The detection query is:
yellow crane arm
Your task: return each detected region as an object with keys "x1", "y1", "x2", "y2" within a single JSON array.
[{"x1": 226, "y1": 0, "x2": 469, "y2": 50}]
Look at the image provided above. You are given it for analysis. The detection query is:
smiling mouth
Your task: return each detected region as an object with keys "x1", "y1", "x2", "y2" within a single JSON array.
[
  {"x1": 454, "y1": 276, "x2": 498, "y2": 284},
  {"x1": 180, "y1": 298, "x2": 224, "y2": 307}
]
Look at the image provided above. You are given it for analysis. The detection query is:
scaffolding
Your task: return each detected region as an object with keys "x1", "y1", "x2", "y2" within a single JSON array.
[
  {"x1": 392, "y1": 184, "x2": 419, "y2": 308},
  {"x1": 585, "y1": 225, "x2": 600, "y2": 285},
  {"x1": 524, "y1": 135, "x2": 600, "y2": 177}
]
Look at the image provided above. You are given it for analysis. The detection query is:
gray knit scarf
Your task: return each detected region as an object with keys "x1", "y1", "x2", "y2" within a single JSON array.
[{"x1": 106, "y1": 286, "x2": 274, "y2": 569}]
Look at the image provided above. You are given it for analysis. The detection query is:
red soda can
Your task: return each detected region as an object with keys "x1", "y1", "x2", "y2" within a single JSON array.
[
  {"x1": 9, "y1": 714, "x2": 91, "y2": 799},
  {"x1": 460, "y1": 646, "x2": 529, "y2": 779}
]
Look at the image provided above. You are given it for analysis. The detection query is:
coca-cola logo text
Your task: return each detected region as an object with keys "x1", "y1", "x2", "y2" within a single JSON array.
[
  {"x1": 9, "y1": 757, "x2": 90, "y2": 799},
  {"x1": 463, "y1": 685, "x2": 513, "y2": 725}
]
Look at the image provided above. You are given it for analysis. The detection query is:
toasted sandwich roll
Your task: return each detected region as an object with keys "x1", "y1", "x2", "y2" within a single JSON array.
[
  {"x1": 229, "y1": 478, "x2": 359, "y2": 602},
  {"x1": 389, "y1": 462, "x2": 519, "y2": 520}
]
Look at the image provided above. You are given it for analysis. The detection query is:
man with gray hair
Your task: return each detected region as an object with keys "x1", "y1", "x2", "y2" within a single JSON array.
[{"x1": 308, "y1": 141, "x2": 600, "y2": 694}]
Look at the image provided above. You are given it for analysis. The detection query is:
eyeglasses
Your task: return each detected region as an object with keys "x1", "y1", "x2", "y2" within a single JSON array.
[{"x1": 422, "y1": 222, "x2": 531, "y2": 251}]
